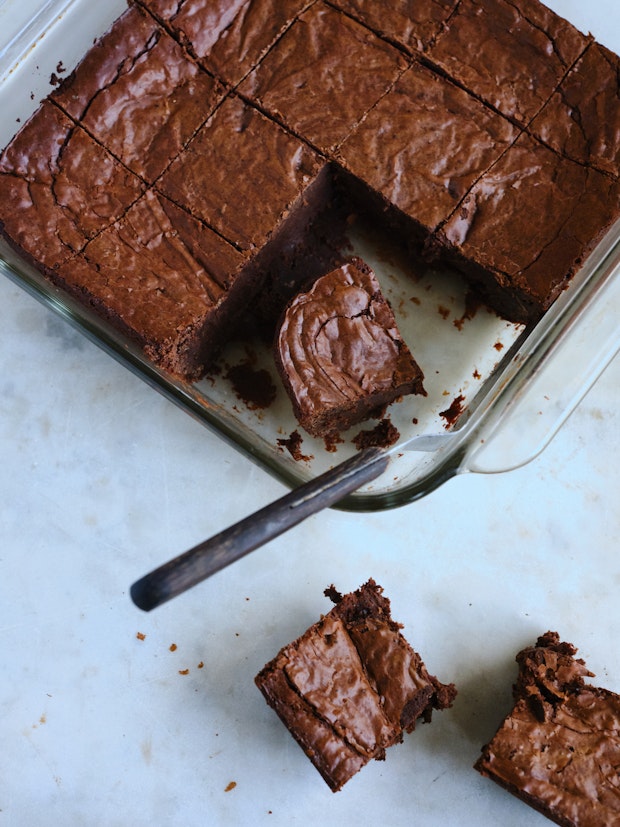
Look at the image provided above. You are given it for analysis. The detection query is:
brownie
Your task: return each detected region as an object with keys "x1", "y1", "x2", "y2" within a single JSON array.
[
  {"x1": 137, "y1": 0, "x2": 313, "y2": 87},
  {"x1": 51, "y1": 5, "x2": 224, "y2": 183},
  {"x1": 53, "y1": 190, "x2": 252, "y2": 378},
  {"x1": 329, "y1": 0, "x2": 459, "y2": 54},
  {"x1": 436, "y1": 134, "x2": 620, "y2": 322},
  {"x1": 0, "y1": 101, "x2": 144, "y2": 271},
  {"x1": 275, "y1": 257, "x2": 425, "y2": 437},
  {"x1": 529, "y1": 42, "x2": 620, "y2": 179},
  {"x1": 337, "y1": 60, "x2": 519, "y2": 239},
  {"x1": 238, "y1": 2, "x2": 407, "y2": 153},
  {"x1": 158, "y1": 95, "x2": 323, "y2": 252},
  {"x1": 427, "y1": 0, "x2": 591, "y2": 127},
  {"x1": 255, "y1": 580, "x2": 456, "y2": 792},
  {"x1": 1, "y1": 0, "x2": 619, "y2": 387},
  {"x1": 476, "y1": 631, "x2": 620, "y2": 826}
]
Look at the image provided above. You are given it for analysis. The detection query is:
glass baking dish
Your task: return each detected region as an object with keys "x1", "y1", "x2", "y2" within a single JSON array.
[{"x1": 1, "y1": 0, "x2": 619, "y2": 512}]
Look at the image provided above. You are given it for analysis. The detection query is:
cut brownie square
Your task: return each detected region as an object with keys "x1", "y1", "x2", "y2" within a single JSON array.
[
  {"x1": 337, "y1": 60, "x2": 519, "y2": 242},
  {"x1": 436, "y1": 133, "x2": 620, "y2": 323},
  {"x1": 329, "y1": 0, "x2": 459, "y2": 54},
  {"x1": 529, "y1": 42, "x2": 620, "y2": 179},
  {"x1": 52, "y1": 189, "x2": 253, "y2": 379},
  {"x1": 238, "y1": 2, "x2": 407, "y2": 153},
  {"x1": 427, "y1": 0, "x2": 591, "y2": 127},
  {"x1": 255, "y1": 579, "x2": 456, "y2": 792},
  {"x1": 158, "y1": 95, "x2": 323, "y2": 252},
  {"x1": 275, "y1": 257, "x2": 425, "y2": 438},
  {"x1": 0, "y1": 101, "x2": 144, "y2": 272},
  {"x1": 138, "y1": 0, "x2": 314, "y2": 87},
  {"x1": 476, "y1": 631, "x2": 620, "y2": 826},
  {"x1": 51, "y1": 4, "x2": 224, "y2": 183}
]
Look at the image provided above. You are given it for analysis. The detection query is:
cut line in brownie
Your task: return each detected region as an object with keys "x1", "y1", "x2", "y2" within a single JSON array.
[
  {"x1": 136, "y1": 0, "x2": 316, "y2": 88},
  {"x1": 157, "y1": 95, "x2": 323, "y2": 252},
  {"x1": 426, "y1": 0, "x2": 592, "y2": 128},
  {"x1": 336, "y1": 60, "x2": 520, "y2": 240},
  {"x1": 528, "y1": 41, "x2": 620, "y2": 179},
  {"x1": 51, "y1": 189, "x2": 252, "y2": 379},
  {"x1": 255, "y1": 579, "x2": 456, "y2": 792},
  {"x1": 328, "y1": 0, "x2": 460, "y2": 55},
  {"x1": 275, "y1": 257, "x2": 426, "y2": 438},
  {"x1": 51, "y1": 4, "x2": 226, "y2": 184},
  {"x1": 238, "y1": 3, "x2": 408, "y2": 153},
  {"x1": 0, "y1": 101, "x2": 144, "y2": 272},
  {"x1": 435, "y1": 133, "x2": 620, "y2": 322},
  {"x1": 2, "y1": 0, "x2": 620, "y2": 387},
  {"x1": 476, "y1": 631, "x2": 620, "y2": 826}
]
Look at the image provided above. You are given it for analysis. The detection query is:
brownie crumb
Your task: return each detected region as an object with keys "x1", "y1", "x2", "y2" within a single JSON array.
[
  {"x1": 225, "y1": 361, "x2": 277, "y2": 410},
  {"x1": 277, "y1": 429, "x2": 313, "y2": 461},
  {"x1": 352, "y1": 418, "x2": 400, "y2": 450},
  {"x1": 439, "y1": 394, "x2": 465, "y2": 427}
]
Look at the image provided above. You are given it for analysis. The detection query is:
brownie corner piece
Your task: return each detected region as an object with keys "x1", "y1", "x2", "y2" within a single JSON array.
[
  {"x1": 475, "y1": 631, "x2": 620, "y2": 826},
  {"x1": 255, "y1": 579, "x2": 456, "y2": 792}
]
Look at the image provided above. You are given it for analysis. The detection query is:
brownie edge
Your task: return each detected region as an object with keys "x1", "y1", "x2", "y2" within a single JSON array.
[
  {"x1": 255, "y1": 579, "x2": 456, "y2": 792},
  {"x1": 475, "y1": 632, "x2": 620, "y2": 827}
]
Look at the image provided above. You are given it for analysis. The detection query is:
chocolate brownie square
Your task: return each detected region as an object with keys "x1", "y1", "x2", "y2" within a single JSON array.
[
  {"x1": 437, "y1": 133, "x2": 620, "y2": 322},
  {"x1": 337, "y1": 61, "x2": 519, "y2": 239},
  {"x1": 138, "y1": 0, "x2": 313, "y2": 87},
  {"x1": 275, "y1": 257, "x2": 425, "y2": 437},
  {"x1": 52, "y1": 4, "x2": 224, "y2": 183},
  {"x1": 427, "y1": 0, "x2": 591, "y2": 127},
  {"x1": 476, "y1": 632, "x2": 620, "y2": 826},
  {"x1": 238, "y1": 2, "x2": 407, "y2": 153},
  {"x1": 158, "y1": 95, "x2": 323, "y2": 252},
  {"x1": 52, "y1": 189, "x2": 252, "y2": 378},
  {"x1": 0, "y1": 101, "x2": 144, "y2": 271},
  {"x1": 329, "y1": 0, "x2": 459, "y2": 53},
  {"x1": 256, "y1": 580, "x2": 456, "y2": 792},
  {"x1": 529, "y1": 42, "x2": 620, "y2": 179}
]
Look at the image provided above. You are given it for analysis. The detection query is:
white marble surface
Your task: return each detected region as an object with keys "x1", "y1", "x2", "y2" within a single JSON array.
[{"x1": 1, "y1": 262, "x2": 620, "y2": 826}]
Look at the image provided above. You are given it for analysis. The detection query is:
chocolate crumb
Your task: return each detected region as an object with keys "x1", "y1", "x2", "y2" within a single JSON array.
[
  {"x1": 439, "y1": 394, "x2": 465, "y2": 427},
  {"x1": 352, "y1": 418, "x2": 399, "y2": 450},
  {"x1": 277, "y1": 429, "x2": 313, "y2": 461},
  {"x1": 178, "y1": 669, "x2": 189, "y2": 675},
  {"x1": 136, "y1": 632, "x2": 146, "y2": 641},
  {"x1": 225, "y1": 361, "x2": 276, "y2": 410}
]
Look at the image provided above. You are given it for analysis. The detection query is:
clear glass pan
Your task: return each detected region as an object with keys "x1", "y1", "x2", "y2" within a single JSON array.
[{"x1": 1, "y1": 0, "x2": 619, "y2": 511}]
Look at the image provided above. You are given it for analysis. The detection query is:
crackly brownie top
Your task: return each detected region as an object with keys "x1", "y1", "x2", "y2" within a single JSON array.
[
  {"x1": 52, "y1": 4, "x2": 224, "y2": 183},
  {"x1": 477, "y1": 632, "x2": 620, "y2": 827},
  {"x1": 0, "y1": 101, "x2": 144, "y2": 269},
  {"x1": 159, "y1": 95, "x2": 322, "y2": 251},
  {"x1": 330, "y1": 0, "x2": 459, "y2": 54},
  {"x1": 427, "y1": 0, "x2": 591, "y2": 126},
  {"x1": 138, "y1": 0, "x2": 313, "y2": 86},
  {"x1": 57, "y1": 190, "x2": 246, "y2": 368},
  {"x1": 238, "y1": 3, "x2": 407, "y2": 152},
  {"x1": 529, "y1": 42, "x2": 620, "y2": 179},
  {"x1": 440, "y1": 134, "x2": 620, "y2": 307},
  {"x1": 285, "y1": 579, "x2": 456, "y2": 736},
  {"x1": 275, "y1": 259, "x2": 424, "y2": 435},
  {"x1": 256, "y1": 580, "x2": 456, "y2": 791},
  {"x1": 338, "y1": 60, "x2": 519, "y2": 232}
]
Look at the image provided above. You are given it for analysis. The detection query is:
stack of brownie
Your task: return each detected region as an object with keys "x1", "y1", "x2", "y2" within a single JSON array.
[{"x1": 0, "y1": 0, "x2": 618, "y2": 383}]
